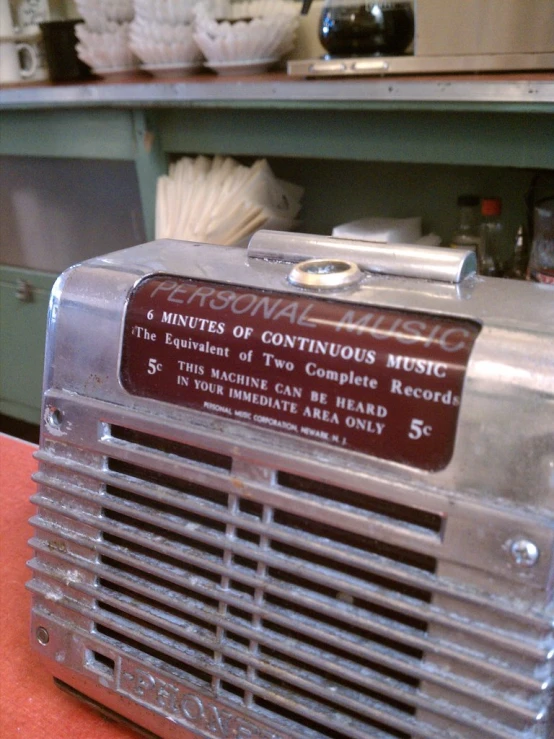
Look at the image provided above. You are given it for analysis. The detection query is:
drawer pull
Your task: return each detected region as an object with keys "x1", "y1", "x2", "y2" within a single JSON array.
[{"x1": 15, "y1": 279, "x2": 33, "y2": 302}]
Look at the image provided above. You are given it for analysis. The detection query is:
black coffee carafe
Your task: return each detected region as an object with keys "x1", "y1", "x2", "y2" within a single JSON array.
[{"x1": 300, "y1": 0, "x2": 415, "y2": 58}]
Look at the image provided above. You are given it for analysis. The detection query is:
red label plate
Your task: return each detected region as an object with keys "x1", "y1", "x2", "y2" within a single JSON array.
[{"x1": 120, "y1": 276, "x2": 480, "y2": 471}]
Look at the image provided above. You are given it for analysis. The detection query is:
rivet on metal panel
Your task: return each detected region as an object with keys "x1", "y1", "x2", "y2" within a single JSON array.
[
  {"x1": 36, "y1": 626, "x2": 50, "y2": 645},
  {"x1": 509, "y1": 539, "x2": 540, "y2": 567}
]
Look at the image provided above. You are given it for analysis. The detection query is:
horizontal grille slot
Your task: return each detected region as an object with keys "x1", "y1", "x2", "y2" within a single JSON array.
[
  {"x1": 110, "y1": 424, "x2": 233, "y2": 471},
  {"x1": 272, "y1": 507, "x2": 435, "y2": 583},
  {"x1": 97, "y1": 551, "x2": 425, "y2": 698},
  {"x1": 95, "y1": 611, "x2": 405, "y2": 739},
  {"x1": 264, "y1": 592, "x2": 424, "y2": 661},
  {"x1": 29, "y1": 518, "x2": 549, "y2": 736},
  {"x1": 32, "y1": 459, "x2": 552, "y2": 632},
  {"x1": 105, "y1": 494, "x2": 227, "y2": 538},
  {"x1": 97, "y1": 572, "x2": 421, "y2": 719},
  {"x1": 96, "y1": 620, "x2": 213, "y2": 688},
  {"x1": 108, "y1": 458, "x2": 229, "y2": 508},
  {"x1": 97, "y1": 491, "x2": 430, "y2": 739},
  {"x1": 33, "y1": 480, "x2": 550, "y2": 669},
  {"x1": 254, "y1": 694, "x2": 401, "y2": 739},
  {"x1": 94, "y1": 584, "x2": 420, "y2": 739},
  {"x1": 29, "y1": 423, "x2": 553, "y2": 739},
  {"x1": 99, "y1": 521, "x2": 428, "y2": 662},
  {"x1": 277, "y1": 471, "x2": 443, "y2": 534},
  {"x1": 102, "y1": 478, "x2": 437, "y2": 637},
  {"x1": 30, "y1": 540, "x2": 539, "y2": 739},
  {"x1": 265, "y1": 565, "x2": 429, "y2": 633},
  {"x1": 98, "y1": 598, "x2": 215, "y2": 659},
  {"x1": 256, "y1": 672, "x2": 412, "y2": 739},
  {"x1": 101, "y1": 550, "x2": 221, "y2": 606},
  {"x1": 107, "y1": 462, "x2": 437, "y2": 582}
]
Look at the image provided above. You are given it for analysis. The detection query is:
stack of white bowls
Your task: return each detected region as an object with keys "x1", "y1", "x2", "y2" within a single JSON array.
[
  {"x1": 193, "y1": 0, "x2": 299, "y2": 75},
  {"x1": 129, "y1": 0, "x2": 202, "y2": 77},
  {"x1": 75, "y1": 0, "x2": 137, "y2": 77}
]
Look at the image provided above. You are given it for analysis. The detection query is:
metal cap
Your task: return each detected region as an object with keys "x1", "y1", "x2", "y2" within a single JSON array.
[{"x1": 288, "y1": 259, "x2": 362, "y2": 289}]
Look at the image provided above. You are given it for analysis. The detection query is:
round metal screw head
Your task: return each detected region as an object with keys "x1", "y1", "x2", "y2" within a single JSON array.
[
  {"x1": 510, "y1": 539, "x2": 539, "y2": 567},
  {"x1": 36, "y1": 626, "x2": 50, "y2": 645}
]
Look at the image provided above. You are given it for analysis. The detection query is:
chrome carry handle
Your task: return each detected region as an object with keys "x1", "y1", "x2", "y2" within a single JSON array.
[{"x1": 248, "y1": 230, "x2": 477, "y2": 284}]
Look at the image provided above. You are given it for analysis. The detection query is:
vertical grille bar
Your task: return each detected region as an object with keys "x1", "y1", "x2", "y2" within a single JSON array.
[
  {"x1": 244, "y1": 504, "x2": 274, "y2": 709},
  {"x1": 212, "y1": 493, "x2": 237, "y2": 696}
]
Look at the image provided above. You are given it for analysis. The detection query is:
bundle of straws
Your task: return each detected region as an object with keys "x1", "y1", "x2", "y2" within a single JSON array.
[{"x1": 155, "y1": 155, "x2": 303, "y2": 246}]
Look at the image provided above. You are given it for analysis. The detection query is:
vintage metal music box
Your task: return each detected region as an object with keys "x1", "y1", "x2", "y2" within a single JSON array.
[{"x1": 28, "y1": 232, "x2": 554, "y2": 738}]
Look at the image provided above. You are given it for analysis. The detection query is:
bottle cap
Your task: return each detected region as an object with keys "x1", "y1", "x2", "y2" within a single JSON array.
[
  {"x1": 481, "y1": 197, "x2": 502, "y2": 217},
  {"x1": 457, "y1": 194, "x2": 480, "y2": 207}
]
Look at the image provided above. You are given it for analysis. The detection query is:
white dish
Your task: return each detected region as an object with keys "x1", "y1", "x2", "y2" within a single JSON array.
[
  {"x1": 76, "y1": 23, "x2": 136, "y2": 71},
  {"x1": 193, "y1": 14, "x2": 298, "y2": 63},
  {"x1": 133, "y1": 0, "x2": 197, "y2": 25},
  {"x1": 141, "y1": 62, "x2": 201, "y2": 78},
  {"x1": 205, "y1": 57, "x2": 278, "y2": 75},
  {"x1": 75, "y1": 0, "x2": 134, "y2": 25}
]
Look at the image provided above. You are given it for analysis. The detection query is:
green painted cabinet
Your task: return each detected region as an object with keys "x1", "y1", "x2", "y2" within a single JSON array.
[{"x1": 0, "y1": 266, "x2": 57, "y2": 424}]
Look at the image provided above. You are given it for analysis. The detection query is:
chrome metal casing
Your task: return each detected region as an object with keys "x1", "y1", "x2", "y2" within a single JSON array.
[{"x1": 28, "y1": 235, "x2": 554, "y2": 739}]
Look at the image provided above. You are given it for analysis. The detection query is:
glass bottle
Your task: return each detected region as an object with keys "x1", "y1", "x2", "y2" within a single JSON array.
[
  {"x1": 450, "y1": 194, "x2": 480, "y2": 252},
  {"x1": 528, "y1": 198, "x2": 554, "y2": 284},
  {"x1": 478, "y1": 197, "x2": 503, "y2": 276},
  {"x1": 508, "y1": 226, "x2": 527, "y2": 279}
]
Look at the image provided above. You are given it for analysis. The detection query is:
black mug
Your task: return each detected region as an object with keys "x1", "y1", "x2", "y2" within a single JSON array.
[{"x1": 40, "y1": 19, "x2": 92, "y2": 83}]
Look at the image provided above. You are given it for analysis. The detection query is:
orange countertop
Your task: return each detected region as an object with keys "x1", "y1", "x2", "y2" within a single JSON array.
[{"x1": 0, "y1": 433, "x2": 136, "y2": 739}]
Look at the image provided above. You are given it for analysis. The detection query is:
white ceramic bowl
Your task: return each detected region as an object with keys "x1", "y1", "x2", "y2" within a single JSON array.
[
  {"x1": 130, "y1": 18, "x2": 194, "y2": 45},
  {"x1": 226, "y1": 0, "x2": 298, "y2": 20},
  {"x1": 132, "y1": 0, "x2": 197, "y2": 25},
  {"x1": 193, "y1": 15, "x2": 297, "y2": 64},
  {"x1": 73, "y1": 5, "x2": 117, "y2": 32},
  {"x1": 194, "y1": 0, "x2": 298, "y2": 22},
  {"x1": 130, "y1": 22, "x2": 202, "y2": 65},
  {"x1": 75, "y1": 0, "x2": 134, "y2": 26},
  {"x1": 75, "y1": 22, "x2": 137, "y2": 71}
]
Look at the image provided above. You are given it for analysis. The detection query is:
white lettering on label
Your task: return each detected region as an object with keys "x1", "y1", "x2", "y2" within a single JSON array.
[
  {"x1": 335, "y1": 396, "x2": 388, "y2": 417},
  {"x1": 261, "y1": 332, "x2": 376, "y2": 364},
  {"x1": 133, "y1": 326, "x2": 157, "y2": 341},
  {"x1": 148, "y1": 280, "x2": 474, "y2": 355},
  {"x1": 336, "y1": 310, "x2": 472, "y2": 353},
  {"x1": 390, "y1": 379, "x2": 460, "y2": 406},
  {"x1": 211, "y1": 368, "x2": 268, "y2": 390},
  {"x1": 165, "y1": 333, "x2": 230, "y2": 357},
  {"x1": 262, "y1": 352, "x2": 295, "y2": 371},
  {"x1": 305, "y1": 362, "x2": 378, "y2": 388},
  {"x1": 194, "y1": 379, "x2": 224, "y2": 395},
  {"x1": 345, "y1": 416, "x2": 386, "y2": 435},
  {"x1": 229, "y1": 389, "x2": 298, "y2": 414},
  {"x1": 386, "y1": 354, "x2": 447, "y2": 378},
  {"x1": 161, "y1": 312, "x2": 225, "y2": 334},
  {"x1": 178, "y1": 362, "x2": 204, "y2": 375},
  {"x1": 302, "y1": 406, "x2": 340, "y2": 424},
  {"x1": 274, "y1": 383, "x2": 303, "y2": 398}
]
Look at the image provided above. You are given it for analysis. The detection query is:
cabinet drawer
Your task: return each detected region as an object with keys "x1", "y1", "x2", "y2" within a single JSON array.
[{"x1": 0, "y1": 265, "x2": 57, "y2": 424}]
